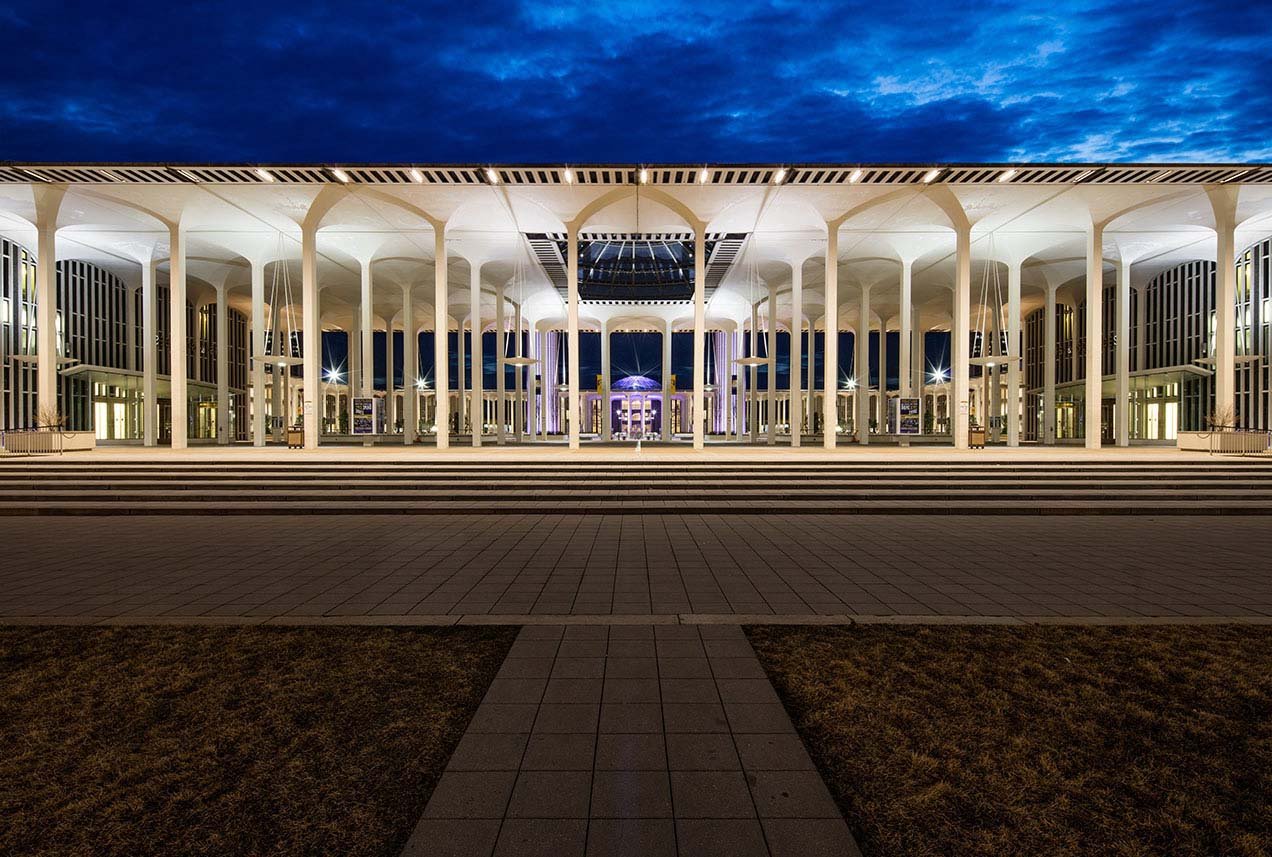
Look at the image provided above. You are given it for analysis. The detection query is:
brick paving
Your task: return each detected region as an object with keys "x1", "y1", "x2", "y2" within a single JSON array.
[
  {"x1": 1, "y1": 514, "x2": 1269, "y2": 620},
  {"x1": 400, "y1": 624, "x2": 858, "y2": 857}
]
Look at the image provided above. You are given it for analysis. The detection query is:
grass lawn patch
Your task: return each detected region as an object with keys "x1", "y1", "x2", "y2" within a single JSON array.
[
  {"x1": 746, "y1": 624, "x2": 1272, "y2": 857},
  {"x1": 0, "y1": 624, "x2": 517, "y2": 857}
]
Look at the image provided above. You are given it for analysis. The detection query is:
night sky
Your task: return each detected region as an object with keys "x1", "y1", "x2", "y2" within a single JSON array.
[{"x1": 3, "y1": 1, "x2": 1269, "y2": 163}]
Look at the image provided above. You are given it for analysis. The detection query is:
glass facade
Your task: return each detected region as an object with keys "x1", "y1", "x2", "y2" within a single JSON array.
[
  {"x1": 1023, "y1": 236, "x2": 1272, "y2": 441},
  {"x1": 0, "y1": 235, "x2": 249, "y2": 441}
]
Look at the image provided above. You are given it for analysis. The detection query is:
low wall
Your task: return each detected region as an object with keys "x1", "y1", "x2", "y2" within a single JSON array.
[
  {"x1": 1178, "y1": 431, "x2": 1270, "y2": 453},
  {"x1": 1, "y1": 430, "x2": 96, "y2": 454}
]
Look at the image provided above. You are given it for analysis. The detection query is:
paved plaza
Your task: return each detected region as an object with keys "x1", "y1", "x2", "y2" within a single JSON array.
[{"x1": 2, "y1": 513, "x2": 1270, "y2": 621}]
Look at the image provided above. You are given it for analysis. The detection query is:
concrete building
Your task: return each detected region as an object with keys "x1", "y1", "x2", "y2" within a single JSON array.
[{"x1": 2, "y1": 161, "x2": 1271, "y2": 450}]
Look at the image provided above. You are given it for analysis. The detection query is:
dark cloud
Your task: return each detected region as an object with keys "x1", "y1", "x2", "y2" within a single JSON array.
[{"x1": 0, "y1": 0, "x2": 1269, "y2": 163}]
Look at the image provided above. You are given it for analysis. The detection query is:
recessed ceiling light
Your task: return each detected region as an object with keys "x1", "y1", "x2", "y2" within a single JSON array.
[
  {"x1": 773, "y1": 167, "x2": 786, "y2": 185},
  {"x1": 848, "y1": 168, "x2": 863, "y2": 183},
  {"x1": 410, "y1": 168, "x2": 424, "y2": 183},
  {"x1": 486, "y1": 168, "x2": 500, "y2": 184},
  {"x1": 922, "y1": 168, "x2": 941, "y2": 184},
  {"x1": 563, "y1": 168, "x2": 574, "y2": 184},
  {"x1": 997, "y1": 168, "x2": 1018, "y2": 183},
  {"x1": 698, "y1": 167, "x2": 710, "y2": 184},
  {"x1": 639, "y1": 168, "x2": 648, "y2": 184},
  {"x1": 331, "y1": 168, "x2": 350, "y2": 183},
  {"x1": 255, "y1": 168, "x2": 274, "y2": 182}
]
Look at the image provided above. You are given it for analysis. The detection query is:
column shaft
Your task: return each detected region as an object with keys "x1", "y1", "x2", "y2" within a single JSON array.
[
  {"x1": 1007, "y1": 262, "x2": 1022, "y2": 446},
  {"x1": 433, "y1": 226, "x2": 449, "y2": 448},
  {"x1": 1084, "y1": 223, "x2": 1104, "y2": 449},
  {"x1": 790, "y1": 260, "x2": 802, "y2": 447},
  {"x1": 403, "y1": 286, "x2": 416, "y2": 444},
  {"x1": 1116, "y1": 259, "x2": 1131, "y2": 445},
  {"x1": 495, "y1": 280, "x2": 506, "y2": 444},
  {"x1": 470, "y1": 261, "x2": 483, "y2": 447},
  {"x1": 301, "y1": 225, "x2": 319, "y2": 450},
  {"x1": 143, "y1": 259, "x2": 158, "y2": 446},
  {"x1": 692, "y1": 230, "x2": 706, "y2": 450},
  {"x1": 856, "y1": 287, "x2": 870, "y2": 445},
  {"x1": 169, "y1": 225, "x2": 189, "y2": 449},
  {"x1": 567, "y1": 225, "x2": 581, "y2": 449},
  {"x1": 216, "y1": 286, "x2": 229, "y2": 444},
  {"x1": 952, "y1": 226, "x2": 972, "y2": 449},
  {"x1": 1044, "y1": 286, "x2": 1057, "y2": 444},
  {"x1": 899, "y1": 260, "x2": 912, "y2": 396}
]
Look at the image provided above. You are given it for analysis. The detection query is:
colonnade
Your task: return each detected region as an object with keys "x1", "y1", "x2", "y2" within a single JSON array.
[{"x1": 21, "y1": 183, "x2": 1246, "y2": 453}]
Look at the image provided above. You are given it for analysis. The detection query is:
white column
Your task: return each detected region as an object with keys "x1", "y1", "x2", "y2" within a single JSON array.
[
  {"x1": 899, "y1": 259, "x2": 913, "y2": 396},
  {"x1": 914, "y1": 313, "x2": 925, "y2": 410},
  {"x1": 567, "y1": 224, "x2": 581, "y2": 450},
  {"x1": 301, "y1": 224, "x2": 319, "y2": 450},
  {"x1": 385, "y1": 313, "x2": 396, "y2": 432},
  {"x1": 457, "y1": 316, "x2": 466, "y2": 432},
  {"x1": 125, "y1": 285, "x2": 137, "y2": 372},
  {"x1": 143, "y1": 258, "x2": 158, "y2": 446},
  {"x1": 360, "y1": 261, "x2": 373, "y2": 396},
  {"x1": 789, "y1": 258, "x2": 802, "y2": 447},
  {"x1": 1116, "y1": 258, "x2": 1131, "y2": 446},
  {"x1": 514, "y1": 303, "x2": 524, "y2": 441},
  {"x1": 33, "y1": 187, "x2": 63, "y2": 427},
  {"x1": 1007, "y1": 261, "x2": 1022, "y2": 447},
  {"x1": 734, "y1": 326, "x2": 746, "y2": 443},
  {"x1": 856, "y1": 287, "x2": 870, "y2": 445},
  {"x1": 661, "y1": 319, "x2": 673, "y2": 441},
  {"x1": 1044, "y1": 284, "x2": 1057, "y2": 444},
  {"x1": 1084, "y1": 223, "x2": 1104, "y2": 449},
  {"x1": 877, "y1": 320, "x2": 887, "y2": 428},
  {"x1": 692, "y1": 229, "x2": 706, "y2": 450},
  {"x1": 1213, "y1": 214, "x2": 1237, "y2": 425},
  {"x1": 169, "y1": 224, "x2": 189, "y2": 449},
  {"x1": 601, "y1": 319, "x2": 612, "y2": 441},
  {"x1": 766, "y1": 283, "x2": 777, "y2": 445},
  {"x1": 402, "y1": 285, "x2": 416, "y2": 444},
  {"x1": 823, "y1": 240, "x2": 839, "y2": 448},
  {"x1": 216, "y1": 286, "x2": 229, "y2": 444},
  {"x1": 469, "y1": 260, "x2": 483, "y2": 447},
  {"x1": 953, "y1": 225, "x2": 972, "y2": 450},
  {"x1": 495, "y1": 280, "x2": 506, "y2": 444},
  {"x1": 749, "y1": 302, "x2": 759, "y2": 443},
  {"x1": 435, "y1": 228, "x2": 453, "y2": 446}
]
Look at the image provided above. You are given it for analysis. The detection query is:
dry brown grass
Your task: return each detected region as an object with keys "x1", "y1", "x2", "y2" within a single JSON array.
[
  {"x1": 746, "y1": 624, "x2": 1272, "y2": 857},
  {"x1": 0, "y1": 624, "x2": 516, "y2": 857}
]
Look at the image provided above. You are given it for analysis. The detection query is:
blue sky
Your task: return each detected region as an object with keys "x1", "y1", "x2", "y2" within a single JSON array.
[{"x1": 2, "y1": 0, "x2": 1270, "y2": 163}]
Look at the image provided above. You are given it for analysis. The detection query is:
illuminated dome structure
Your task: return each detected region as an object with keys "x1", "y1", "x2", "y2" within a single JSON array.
[{"x1": 612, "y1": 375, "x2": 661, "y2": 392}]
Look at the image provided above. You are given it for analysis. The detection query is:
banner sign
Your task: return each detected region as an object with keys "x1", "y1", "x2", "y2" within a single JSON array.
[
  {"x1": 893, "y1": 397, "x2": 922, "y2": 435},
  {"x1": 351, "y1": 397, "x2": 378, "y2": 435}
]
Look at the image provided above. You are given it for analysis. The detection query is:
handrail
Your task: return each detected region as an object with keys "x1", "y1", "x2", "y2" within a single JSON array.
[
  {"x1": 1, "y1": 425, "x2": 68, "y2": 455},
  {"x1": 1201, "y1": 426, "x2": 1272, "y2": 456}
]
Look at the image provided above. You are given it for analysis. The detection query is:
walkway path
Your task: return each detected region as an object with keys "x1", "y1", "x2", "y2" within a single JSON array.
[
  {"x1": 3, "y1": 514, "x2": 1270, "y2": 621},
  {"x1": 402, "y1": 623, "x2": 858, "y2": 857}
]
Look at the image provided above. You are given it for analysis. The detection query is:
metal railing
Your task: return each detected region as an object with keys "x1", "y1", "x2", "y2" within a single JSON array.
[
  {"x1": 0, "y1": 426, "x2": 66, "y2": 455},
  {"x1": 1202, "y1": 426, "x2": 1272, "y2": 456}
]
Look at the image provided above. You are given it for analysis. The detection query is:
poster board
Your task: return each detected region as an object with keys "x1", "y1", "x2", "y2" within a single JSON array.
[
  {"x1": 351, "y1": 397, "x2": 380, "y2": 435},
  {"x1": 891, "y1": 397, "x2": 922, "y2": 435}
]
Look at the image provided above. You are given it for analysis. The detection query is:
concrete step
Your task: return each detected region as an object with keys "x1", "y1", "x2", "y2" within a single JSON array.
[{"x1": 2, "y1": 499, "x2": 1270, "y2": 516}]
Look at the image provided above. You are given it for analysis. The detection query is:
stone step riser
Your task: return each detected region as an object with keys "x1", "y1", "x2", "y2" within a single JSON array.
[{"x1": 2, "y1": 503, "x2": 1269, "y2": 517}]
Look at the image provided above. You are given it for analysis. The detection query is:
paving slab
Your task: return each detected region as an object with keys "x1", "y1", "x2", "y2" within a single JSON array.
[{"x1": 400, "y1": 624, "x2": 861, "y2": 857}]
